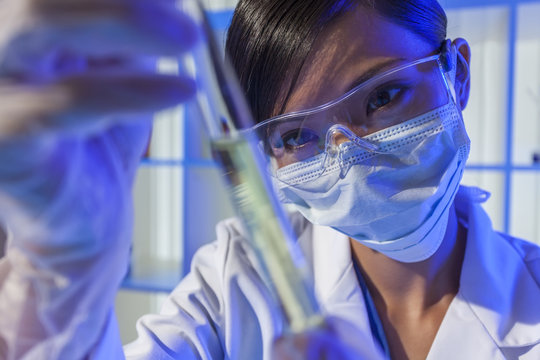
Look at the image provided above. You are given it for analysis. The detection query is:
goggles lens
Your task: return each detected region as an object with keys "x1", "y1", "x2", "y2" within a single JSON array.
[{"x1": 245, "y1": 53, "x2": 455, "y2": 185}]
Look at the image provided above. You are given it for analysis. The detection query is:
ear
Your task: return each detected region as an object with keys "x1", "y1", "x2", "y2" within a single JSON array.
[{"x1": 451, "y1": 38, "x2": 471, "y2": 110}]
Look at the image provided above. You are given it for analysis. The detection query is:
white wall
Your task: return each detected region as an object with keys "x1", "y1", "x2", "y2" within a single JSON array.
[
  {"x1": 446, "y1": 6, "x2": 510, "y2": 232},
  {"x1": 511, "y1": 3, "x2": 540, "y2": 245}
]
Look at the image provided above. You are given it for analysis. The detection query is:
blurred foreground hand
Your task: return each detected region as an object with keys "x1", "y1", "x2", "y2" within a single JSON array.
[{"x1": 0, "y1": 1, "x2": 199, "y2": 359}]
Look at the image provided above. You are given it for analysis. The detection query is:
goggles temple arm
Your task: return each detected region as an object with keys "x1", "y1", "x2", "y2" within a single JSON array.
[{"x1": 439, "y1": 40, "x2": 458, "y2": 104}]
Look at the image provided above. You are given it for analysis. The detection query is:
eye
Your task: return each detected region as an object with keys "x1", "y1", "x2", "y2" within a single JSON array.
[
  {"x1": 280, "y1": 128, "x2": 319, "y2": 150},
  {"x1": 366, "y1": 87, "x2": 402, "y2": 114}
]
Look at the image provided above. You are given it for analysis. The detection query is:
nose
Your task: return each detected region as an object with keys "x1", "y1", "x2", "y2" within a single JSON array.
[
  {"x1": 331, "y1": 132, "x2": 350, "y2": 146},
  {"x1": 324, "y1": 124, "x2": 380, "y2": 158},
  {"x1": 322, "y1": 124, "x2": 383, "y2": 178}
]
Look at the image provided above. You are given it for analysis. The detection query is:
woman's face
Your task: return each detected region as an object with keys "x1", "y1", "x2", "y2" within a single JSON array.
[{"x1": 266, "y1": 6, "x2": 450, "y2": 169}]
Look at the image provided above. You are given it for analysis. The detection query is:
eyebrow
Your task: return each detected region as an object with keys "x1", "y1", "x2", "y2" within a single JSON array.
[{"x1": 346, "y1": 57, "x2": 408, "y2": 92}]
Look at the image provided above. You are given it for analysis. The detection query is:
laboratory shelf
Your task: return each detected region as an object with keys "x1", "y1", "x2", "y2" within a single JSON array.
[
  {"x1": 140, "y1": 158, "x2": 217, "y2": 168},
  {"x1": 139, "y1": 159, "x2": 540, "y2": 172},
  {"x1": 443, "y1": 0, "x2": 540, "y2": 8},
  {"x1": 466, "y1": 164, "x2": 540, "y2": 172},
  {"x1": 122, "y1": 276, "x2": 177, "y2": 294}
]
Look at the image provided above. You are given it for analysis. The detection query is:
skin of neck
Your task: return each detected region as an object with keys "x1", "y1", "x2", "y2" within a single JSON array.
[{"x1": 350, "y1": 204, "x2": 467, "y2": 317}]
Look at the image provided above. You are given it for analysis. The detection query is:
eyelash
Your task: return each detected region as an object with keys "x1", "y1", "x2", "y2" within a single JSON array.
[
  {"x1": 366, "y1": 84, "x2": 408, "y2": 115},
  {"x1": 280, "y1": 128, "x2": 319, "y2": 150}
]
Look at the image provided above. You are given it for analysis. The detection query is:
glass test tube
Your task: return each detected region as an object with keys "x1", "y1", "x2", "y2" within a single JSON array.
[{"x1": 179, "y1": 0, "x2": 323, "y2": 332}]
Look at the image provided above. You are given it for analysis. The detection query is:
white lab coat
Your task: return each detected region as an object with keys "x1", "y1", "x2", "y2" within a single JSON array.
[{"x1": 123, "y1": 186, "x2": 540, "y2": 359}]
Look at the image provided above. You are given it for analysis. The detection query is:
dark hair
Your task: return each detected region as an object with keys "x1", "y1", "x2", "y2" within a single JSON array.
[{"x1": 225, "y1": 0, "x2": 448, "y2": 124}]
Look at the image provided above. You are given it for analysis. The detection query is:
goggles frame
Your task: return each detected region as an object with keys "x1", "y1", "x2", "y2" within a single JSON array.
[
  {"x1": 249, "y1": 50, "x2": 456, "y2": 134},
  {"x1": 242, "y1": 46, "x2": 459, "y2": 184}
]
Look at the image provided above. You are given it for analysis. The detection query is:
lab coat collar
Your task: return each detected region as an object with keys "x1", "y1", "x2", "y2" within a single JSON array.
[
  {"x1": 310, "y1": 224, "x2": 356, "y2": 307},
  {"x1": 298, "y1": 220, "x2": 375, "y2": 336},
  {"x1": 294, "y1": 213, "x2": 355, "y2": 308},
  {"x1": 456, "y1": 187, "x2": 540, "y2": 349}
]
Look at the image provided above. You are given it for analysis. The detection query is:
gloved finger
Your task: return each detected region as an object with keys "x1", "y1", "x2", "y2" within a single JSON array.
[
  {"x1": 0, "y1": 73, "x2": 195, "y2": 139},
  {"x1": 324, "y1": 316, "x2": 386, "y2": 360},
  {"x1": 305, "y1": 330, "x2": 360, "y2": 360},
  {"x1": 272, "y1": 334, "x2": 308, "y2": 360},
  {"x1": 273, "y1": 330, "x2": 360, "y2": 360},
  {"x1": 105, "y1": 119, "x2": 153, "y2": 180},
  {"x1": 0, "y1": 0, "x2": 200, "y2": 78},
  {"x1": 272, "y1": 317, "x2": 386, "y2": 360},
  {"x1": 33, "y1": 0, "x2": 199, "y2": 54}
]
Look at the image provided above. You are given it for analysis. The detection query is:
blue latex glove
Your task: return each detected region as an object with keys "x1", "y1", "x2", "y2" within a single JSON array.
[
  {"x1": 0, "y1": 1, "x2": 198, "y2": 359},
  {"x1": 272, "y1": 317, "x2": 386, "y2": 360}
]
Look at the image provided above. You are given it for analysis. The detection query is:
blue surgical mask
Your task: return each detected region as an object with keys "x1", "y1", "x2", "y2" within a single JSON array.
[{"x1": 275, "y1": 102, "x2": 470, "y2": 263}]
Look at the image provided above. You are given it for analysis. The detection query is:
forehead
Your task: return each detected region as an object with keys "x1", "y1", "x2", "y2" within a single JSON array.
[{"x1": 282, "y1": 6, "x2": 435, "y2": 114}]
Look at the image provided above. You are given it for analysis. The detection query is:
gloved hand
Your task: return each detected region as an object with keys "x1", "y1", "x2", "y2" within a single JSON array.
[
  {"x1": 0, "y1": 1, "x2": 198, "y2": 359},
  {"x1": 272, "y1": 316, "x2": 386, "y2": 360}
]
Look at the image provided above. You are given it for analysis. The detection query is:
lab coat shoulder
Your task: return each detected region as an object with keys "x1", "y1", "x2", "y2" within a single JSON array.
[
  {"x1": 124, "y1": 215, "x2": 309, "y2": 360},
  {"x1": 429, "y1": 196, "x2": 540, "y2": 359},
  {"x1": 123, "y1": 229, "x2": 230, "y2": 359},
  {"x1": 492, "y1": 231, "x2": 540, "y2": 359},
  {"x1": 502, "y1": 232, "x2": 540, "y2": 287}
]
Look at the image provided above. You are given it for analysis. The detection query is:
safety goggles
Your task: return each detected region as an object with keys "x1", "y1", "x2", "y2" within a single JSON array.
[{"x1": 243, "y1": 50, "x2": 457, "y2": 186}]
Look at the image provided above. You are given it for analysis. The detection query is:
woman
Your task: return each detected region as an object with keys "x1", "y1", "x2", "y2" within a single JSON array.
[
  {"x1": 125, "y1": 0, "x2": 540, "y2": 359},
  {"x1": 0, "y1": 0, "x2": 539, "y2": 359}
]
